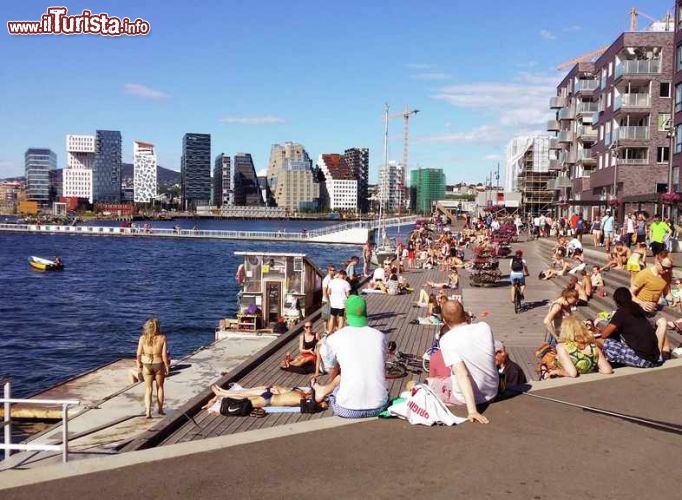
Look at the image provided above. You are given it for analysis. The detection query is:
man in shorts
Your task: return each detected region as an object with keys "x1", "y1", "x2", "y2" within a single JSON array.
[
  {"x1": 327, "y1": 269, "x2": 351, "y2": 333},
  {"x1": 314, "y1": 295, "x2": 388, "y2": 418},
  {"x1": 321, "y1": 265, "x2": 336, "y2": 332},
  {"x1": 648, "y1": 214, "x2": 671, "y2": 257},
  {"x1": 601, "y1": 210, "x2": 615, "y2": 253}
]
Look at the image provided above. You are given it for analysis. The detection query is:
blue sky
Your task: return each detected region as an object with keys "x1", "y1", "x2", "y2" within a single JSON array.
[{"x1": 0, "y1": 0, "x2": 672, "y2": 183}]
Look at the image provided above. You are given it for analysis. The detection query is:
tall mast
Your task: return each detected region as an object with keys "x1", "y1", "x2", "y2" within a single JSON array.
[{"x1": 379, "y1": 103, "x2": 389, "y2": 227}]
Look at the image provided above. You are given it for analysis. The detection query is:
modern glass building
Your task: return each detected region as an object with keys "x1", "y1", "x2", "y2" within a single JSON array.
[
  {"x1": 213, "y1": 153, "x2": 232, "y2": 207},
  {"x1": 233, "y1": 153, "x2": 264, "y2": 206},
  {"x1": 93, "y1": 130, "x2": 122, "y2": 203},
  {"x1": 410, "y1": 167, "x2": 446, "y2": 214},
  {"x1": 181, "y1": 133, "x2": 211, "y2": 210},
  {"x1": 24, "y1": 148, "x2": 57, "y2": 203}
]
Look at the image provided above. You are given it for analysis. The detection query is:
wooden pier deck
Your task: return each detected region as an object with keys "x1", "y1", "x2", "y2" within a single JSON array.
[{"x1": 143, "y1": 267, "x2": 453, "y2": 447}]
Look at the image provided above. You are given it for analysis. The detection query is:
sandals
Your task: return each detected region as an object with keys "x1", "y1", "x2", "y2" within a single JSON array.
[{"x1": 250, "y1": 408, "x2": 266, "y2": 418}]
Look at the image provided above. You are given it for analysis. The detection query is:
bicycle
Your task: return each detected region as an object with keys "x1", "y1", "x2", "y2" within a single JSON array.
[
  {"x1": 385, "y1": 342, "x2": 425, "y2": 379},
  {"x1": 512, "y1": 278, "x2": 524, "y2": 314}
]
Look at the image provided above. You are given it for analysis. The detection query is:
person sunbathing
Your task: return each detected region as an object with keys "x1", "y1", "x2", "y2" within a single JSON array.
[
  {"x1": 426, "y1": 269, "x2": 459, "y2": 289},
  {"x1": 603, "y1": 242, "x2": 630, "y2": 271},
  {"x1": 539, "y1": 258, "x2": 569, "y2": 280},
  {"x1": 204, "y1": 379, "x2": 334, "y2": 411}
]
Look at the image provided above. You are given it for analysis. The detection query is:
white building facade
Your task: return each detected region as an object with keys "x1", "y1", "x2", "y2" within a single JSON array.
[
  {"x1": 316, "y1": 154, "x2": 358, "y2": 211},
  {"x1": 504, "y1": 136, "x2": 550, "y2": 192},
  {"x1": 378, "y1": 161, "x2": 403, "y2": 212},
  {"x1": 133, "y1": 141, "x2": 157, "y2": 203},
  {"x1": 63, "y1": 134, "x2": 96, "y2": 202}
]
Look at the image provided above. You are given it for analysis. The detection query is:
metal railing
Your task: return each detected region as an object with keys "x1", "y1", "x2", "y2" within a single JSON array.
[
  {"x1": 575, "y1": 80, "x2": 599, "y2": 92},
  {"x1": 615, "y1": 59, "x2": 661, "y2": 78},
  {"x1": 576, "y1": 125, "x2": 597, "y2": 138},
  {"x1": 2, "y1": 381, "x2": 79, "y2": 463},
  {"x1": 616, "y1": 126, "x2": 649, "y2": 141},
  {"x1": 576, "y1": 102, "x2": 598, "y2": 114}
]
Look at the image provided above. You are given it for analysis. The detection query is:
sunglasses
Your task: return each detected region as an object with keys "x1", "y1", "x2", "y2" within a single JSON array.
[{"x1": 304, "y1": 325, "x2": 313, "y2": 329}]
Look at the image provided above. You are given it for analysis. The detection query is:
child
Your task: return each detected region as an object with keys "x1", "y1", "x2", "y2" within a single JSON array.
[{"x1": 590, "y1": 265, "x2": 605, "y2": 297}]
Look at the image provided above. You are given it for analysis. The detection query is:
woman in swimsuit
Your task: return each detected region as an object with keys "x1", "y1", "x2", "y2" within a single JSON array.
[
  {"x1": 136, "y1": 318, "x2": 170, "y2": 419},
  {"x1": 281, "y1": 322, "x2": 319, "y2": 372},
  {"x1": 204, "y1": 378, "x2": 335, "y2": 410}
]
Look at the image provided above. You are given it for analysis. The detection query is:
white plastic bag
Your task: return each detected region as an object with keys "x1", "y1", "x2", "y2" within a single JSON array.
[{"x1": 388, "y1": 384, "x2": 467, "y2": 426}]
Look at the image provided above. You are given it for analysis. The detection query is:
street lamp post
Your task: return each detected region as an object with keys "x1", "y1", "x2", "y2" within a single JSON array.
[{"x1": 666, "y1": 122, "x2": 676, "y2": 220}]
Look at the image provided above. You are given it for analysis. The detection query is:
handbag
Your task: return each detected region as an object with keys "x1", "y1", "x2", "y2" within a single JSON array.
[{"x1": 219, "y1": 397, "x2": 253, "y2": 417}]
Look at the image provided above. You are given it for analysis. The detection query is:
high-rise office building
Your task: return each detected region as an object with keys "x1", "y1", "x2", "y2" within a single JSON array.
[
  {"x1": 410, "y1": 167, "x2": 446, "y2": 213},
  {"x1": 24, "y1": 148, "x2": 57, "y2": 203},
  {"x1": 378, "y1": 161, "x2": 403, "y2": 213},
  {"x1": 232, "y1": 153, "x2": 264, "y2": 206},
  {"x1": 267, "y1": 142, "x2": 320, "y2": 212},
  {"x1": 63, "y1": 134, "x2": 96, "y2": 202},
  {"x1": 133, "y1": 141, "x2": 157, "y2": 203},
  {"x1": 181, "y1": 133, "x2": 211, "y2": 209},
  {"x1": 93, "y1": 130, "x2": 122, "y2": 203},
  {"x1": 344, "y1": 148, "x2": 369, "y2": 213},
  {"x1": 213, "y1": 154, "x2": 233, "y2": 207}
]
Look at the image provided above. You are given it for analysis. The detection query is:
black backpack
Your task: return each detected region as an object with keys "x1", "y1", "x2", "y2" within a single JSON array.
[
  {"x1": 511, "y1": 256, "x2": 524, "y2": 272},
  {"x1": 220, "y1": 397, "x2": 253, "y2": 417}
]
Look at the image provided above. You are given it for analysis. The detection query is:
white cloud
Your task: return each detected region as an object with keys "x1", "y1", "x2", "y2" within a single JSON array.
[
  {"x1": 256, "y1": 168, "x2": 268, "y2": 177},
  {"x1": 219, "y1": 115, "x2": 287, "y2": 125},
  {"x1": 563, "y1": 25, "x2": 582, "y2": 32},
  {"x1": 421, "y1": 71, "x2": 558, "y2": 145},
  {"x1": 123, "y1": 83, "x2": 169, "y2": 100},
  {"x1": 411, "y1": 72, "x2": 452, "y2": 81},
  {"x1": 539, "y1": 30, "x2": 557, "y2": 40},
  {"x1": 483, "y1": 154, "x2": 502, "y2": 161}
]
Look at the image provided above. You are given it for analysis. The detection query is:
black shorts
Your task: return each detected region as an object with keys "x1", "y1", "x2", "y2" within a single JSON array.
[{"x1": 330, "y1": 307, "x2": 345, "y2": 317}]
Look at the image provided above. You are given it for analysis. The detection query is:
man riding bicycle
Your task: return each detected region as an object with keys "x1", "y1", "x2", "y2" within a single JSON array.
[{"x1": 509, "y1": 249, "x2": 529, "y2": 304}]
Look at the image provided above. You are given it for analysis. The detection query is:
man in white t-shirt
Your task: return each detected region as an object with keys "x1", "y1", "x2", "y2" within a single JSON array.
[
  {"x1": 327, "y1": 270, "x2": 351, "y2": 333},
  {"x1": 436, "y1": 301, "x2": 498, "y2": 424},
  {"x1": 314, "y1": 295, "x2": 388, "y2": 417},
  {"x1": 321, "y1": 264, "x2": 336, "y2": 331}
]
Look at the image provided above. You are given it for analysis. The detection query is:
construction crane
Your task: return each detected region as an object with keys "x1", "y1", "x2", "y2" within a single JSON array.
[
  {"x1": 557, "y1": 8, "x2": 672, "y2": 71},
  {"x1": 386, "y1": 105, "x2": 419, "y2": 213},
  {"x1": 630, "y1": 7, "x2": 672, "y2": 32}
]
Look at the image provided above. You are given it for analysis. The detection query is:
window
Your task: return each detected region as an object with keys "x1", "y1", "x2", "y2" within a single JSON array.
[
  {"x1": 657, "y1": 146, "x2": 670, "y2": 163},
  {"x1": 661, "y1": 82, "x2": 671, "y2": 98},
  {"x1": 599, "y1": 125, "x2": 604, "y2": 140},
  {"x1": 658, "y1": 113, "x2": 672, "y2": 131},
  {"x1": 598, "y1": 155, "x2": 603, "y2": 169},
  {"x1": 608, "y1": 61, "x2": 613, "y2": 76},
  {"x1": 676, "y1": 124, "x2": 682, "y2": 154},
  {"x1": 607, "y1": 91, "x2": 612, "y2": 108},
  {"x1": 676, "y1": 84, "x2": 682, "y2": 112},
  {"x1": 678, "y1": 45, "x2": 682, "y2": 71}
]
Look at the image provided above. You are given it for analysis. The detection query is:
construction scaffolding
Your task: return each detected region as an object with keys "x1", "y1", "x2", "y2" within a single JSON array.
[{"x1": 505, "y1": 136, "x2": 557, "y2": 218}]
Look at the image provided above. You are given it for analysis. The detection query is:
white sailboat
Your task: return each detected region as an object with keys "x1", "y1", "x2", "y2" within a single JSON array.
[{"x1": 372, "y1": 103, "x2": 397, "y2": 266}]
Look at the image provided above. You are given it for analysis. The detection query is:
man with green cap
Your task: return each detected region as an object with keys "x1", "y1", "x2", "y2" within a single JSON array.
[{"x1": 314, "y1": 295, "x2": 388, "y2": 418}]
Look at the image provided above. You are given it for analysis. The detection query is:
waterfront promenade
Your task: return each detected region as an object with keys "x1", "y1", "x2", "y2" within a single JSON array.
[{"x1": 4, "y1": 237, "x2": 682, "y2": 498}]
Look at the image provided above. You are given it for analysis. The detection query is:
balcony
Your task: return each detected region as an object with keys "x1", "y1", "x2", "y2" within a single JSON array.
[
  {"x1": 572, "y1": 177, "x2": 591, "y2": 193},
  {"x1": 558, "y1": 107, "x2": 575, "y2": 120},
  {"x1": 575, "y1": 80, "x2": 599, "y2": 93},
  {"x1": 614, "y1": 93, "x2": 651, "y2": 110},
  {"x1": 578, "y1": 148, "x2": 596, "y2": 164},
  {"x1": 615, "y1": 126, "x2": 649, "y2": 141},
  {"x1": 558, "y1": 130, "x2": 574, "y2": 143},
  {"x1": 548, "y1": 138, "x2": 561, "y2": 150},
  {"x1": 617, "y1": 157, "x2": 649, "y2": 165},
  {"x1": 550, "y1": 96, "x2": 567, "y2": 109},
  {"x1": 559, "y1": 151, "x2": 576, "y2": 164},
  {"x1": 549, "y1": 159, "x2": 561, "y2": 170},
  {"x1": 576, "y1": 125, "x2": 597, "y2": 140},
  {"x1": 547, "y1": 120, "x2": 560, "y2": 132},
  {"x1": 615, "y1": 59, "x2": 661, "y2": 79},
  {"x1": 576, "y1": 102, "x2": 598, "y2": 115},
  {"x1": 591, "y1": 111, "x2": 601, "y2": 124}
]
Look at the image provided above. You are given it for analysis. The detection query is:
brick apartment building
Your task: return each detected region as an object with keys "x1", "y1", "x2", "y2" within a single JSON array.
[
  {"x1": 551, "y1": 23, "x2": 675, "y2": 220},
  {"x1": 673, "y1": 1, "x2": 682, "y2": 200}
]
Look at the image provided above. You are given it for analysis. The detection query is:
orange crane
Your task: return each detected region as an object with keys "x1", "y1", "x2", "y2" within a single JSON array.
[{"x1": 387, "y1": 105, "x2": 419, "y2": 212}]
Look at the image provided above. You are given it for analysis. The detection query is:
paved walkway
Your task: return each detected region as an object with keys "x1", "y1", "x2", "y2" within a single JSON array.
[{"x1": 4, "y1": 365, "x2": 682, "y2": 499}]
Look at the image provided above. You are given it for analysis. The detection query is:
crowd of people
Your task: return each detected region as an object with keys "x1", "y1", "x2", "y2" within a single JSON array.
[{"x1": 135, "y1": 209, "x2": 679, "y2": 428}]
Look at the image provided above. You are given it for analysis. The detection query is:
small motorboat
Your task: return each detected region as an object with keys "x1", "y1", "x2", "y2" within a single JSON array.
[{"x1": 29, "y1": 256, "x2": 64, "y2": 271}]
